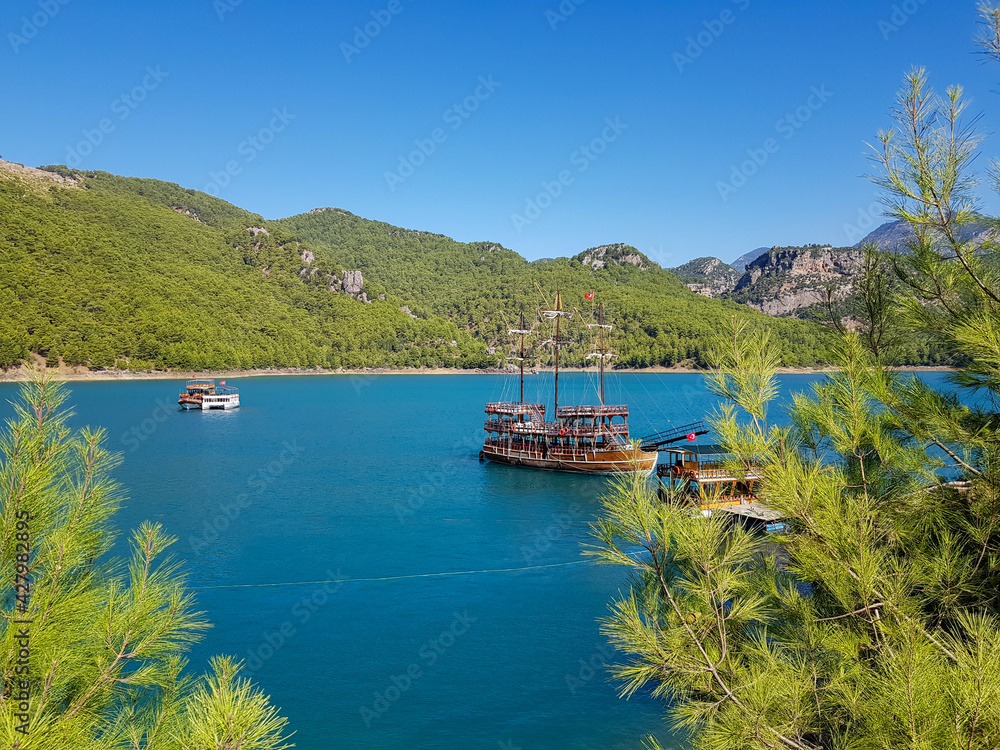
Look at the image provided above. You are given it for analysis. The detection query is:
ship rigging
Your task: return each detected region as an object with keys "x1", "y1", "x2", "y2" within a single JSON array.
[{"x1": 480, "y1": 291, "x2": 657, "y2": 475}]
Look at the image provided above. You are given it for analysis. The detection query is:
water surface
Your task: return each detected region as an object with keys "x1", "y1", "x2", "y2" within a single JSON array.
[{"x1": 0, "y1": 371, "x2": 954, "y2": 748}]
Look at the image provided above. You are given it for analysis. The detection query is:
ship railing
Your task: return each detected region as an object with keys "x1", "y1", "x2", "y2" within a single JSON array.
[
  {"x1": 694, "y1": 467, "x2": 765, "y2": 482},
  {"x1": 485, "y1": 402, "x2": 546, "y2": 415},
  {"x1": 483, "y1": 439, "x2": 631, "y2": 456},
  {"x1": 484, "y1": 420, "x2": 628, "y2": 437},
  {"x1": 695, "y1": 494, "x2": 759, "y2": 508},
  {"x1": 556, "y1": 404, "x2": 629, "y2": 418},
  {"x1": 657, "y1": 463, "x2": 765, "y2": 482}
]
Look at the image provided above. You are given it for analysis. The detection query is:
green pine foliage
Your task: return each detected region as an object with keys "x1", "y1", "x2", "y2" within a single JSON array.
[
  {"x1": 593, "y1": 18, "x2": 1000, "y2": 748},
  {"x1": 0, "y1": 375, "x2": 293, "y2": 749},
  {"x1": 595, "y1": 326, "x2": 1000, "y2": 750}
]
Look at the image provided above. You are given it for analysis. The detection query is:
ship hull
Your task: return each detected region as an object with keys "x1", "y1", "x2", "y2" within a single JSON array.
[{"x1": 481, "y1": 445, "x2": 656, "y2": 475}]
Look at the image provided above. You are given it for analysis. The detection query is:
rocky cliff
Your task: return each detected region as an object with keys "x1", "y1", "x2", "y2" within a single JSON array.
[
  {"x1": 728, "y1": 245, "x2": 861, "y2": 316},
  {"x1": 668, "y1": 257, "x2": 740, "y2": 297},
  {"x1": 574, "y1": 243, "x2": 653, "y2": 270},
  {"x1": 664, "y1": 221, "x2": 996, "y2": 321}
]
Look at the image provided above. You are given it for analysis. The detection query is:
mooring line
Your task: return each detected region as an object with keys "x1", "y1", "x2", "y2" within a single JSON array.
[{"x1": 195, "y1": 558, "x2": 594, "y2": 591}]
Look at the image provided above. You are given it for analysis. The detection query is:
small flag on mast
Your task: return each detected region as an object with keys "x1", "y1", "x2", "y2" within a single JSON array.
[
  {"x1": 584, "y1": 292, "x2": 594, "y2": 300},
  {"x1": 686, "y1": 432, "x2": 697, "y2": 441},
  {"x1": 219, "y1": 381, "x2": 226, "y2": 385}
]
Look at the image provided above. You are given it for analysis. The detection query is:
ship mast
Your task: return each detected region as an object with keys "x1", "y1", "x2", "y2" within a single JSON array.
[
  {"x1": 598, "y1": 303, "x2": 606, "y2": 405},
  {"x1": 554, "y1": 291, "x2": 562, "y2": 416},
  {"x1": 520, "y1": 311, "x2": 526, "y2": 404},
  {"x1": 587, "y1": 299, "x2": 614, "y2": 406},
  {"x1": 507, "y1": 311, "x2": 533, "y2": 405},
  {"x1": 541, "y1": 290, "x2": 571, "y2": 419}
]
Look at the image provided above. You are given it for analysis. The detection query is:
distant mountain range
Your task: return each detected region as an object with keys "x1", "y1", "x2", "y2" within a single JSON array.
[
  {"x1": 3, "y1": 156, "x2": 988, "y2": 374},
  {"x1": 853, "y1": 218, "x2": 994, "y2": 255},
  {"x1": 731, "y1": 247, "x2": 770, "y2": 273},
  {"x1": 0, "y1": 160, "x2": 840, "y2": 373},
  {"x1": 668, "y1": 218, "x2": 995, "y2": 320}
]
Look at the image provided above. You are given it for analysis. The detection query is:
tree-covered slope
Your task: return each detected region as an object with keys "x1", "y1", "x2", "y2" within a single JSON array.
[
  {"x1": 275, "y1": 210, "x2": 838, "y2": 367},
  {"x1": 668, "y1": 256, "x2": 740, "y2": 296},
  {"x1": 0, "y1": 165, "x2": 488, "y2": 370},
  {"x1": 0, "y1": 163, "x2": 839, "y2": 371}
]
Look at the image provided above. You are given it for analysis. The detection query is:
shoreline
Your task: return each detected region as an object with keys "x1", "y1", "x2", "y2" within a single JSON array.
[{"x1": 0, "y1": 364, "x2": 956, "y2": 383}]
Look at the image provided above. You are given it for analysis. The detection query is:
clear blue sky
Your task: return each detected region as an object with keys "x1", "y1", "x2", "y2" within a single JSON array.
[{"x1": 3, "y1": 0, "x2": 999, "y2": 265}]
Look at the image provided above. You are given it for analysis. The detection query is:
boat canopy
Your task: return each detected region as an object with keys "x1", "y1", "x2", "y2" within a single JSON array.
[
  {"x1": 556, "y1": 404, "x2": 628, "y2": 419},
  {"x1": 485, "y1": 402, "x2": 545, "y2": 416},
  {"x1": 660, "y1": 444, "x2": 731, "y2": 457}
]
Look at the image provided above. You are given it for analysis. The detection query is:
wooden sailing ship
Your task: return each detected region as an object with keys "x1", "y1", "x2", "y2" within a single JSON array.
[{"x1": 480, "y1": 292, "x2": 657, "y2": 475}]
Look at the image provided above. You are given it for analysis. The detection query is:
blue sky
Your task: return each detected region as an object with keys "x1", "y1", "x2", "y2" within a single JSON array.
[{"x1": 3, "y1": 0, "x2": 999, "y2": 265}]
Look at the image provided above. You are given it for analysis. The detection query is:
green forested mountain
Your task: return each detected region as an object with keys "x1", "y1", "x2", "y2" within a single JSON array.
[
  {"x1": 0, "y1": 162, "x2": 838, "y2": 372},
  {"x1": 0, "y1": 165, "x2": 487, "y2": 370},
  {"x1": 274, "y1": 211, "x2": 837, "y2": 367}
]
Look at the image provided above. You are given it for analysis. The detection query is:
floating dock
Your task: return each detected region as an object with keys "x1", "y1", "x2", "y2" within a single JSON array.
[{"x1": 716, "y1": 502, "x2": 787, "y2": 533}]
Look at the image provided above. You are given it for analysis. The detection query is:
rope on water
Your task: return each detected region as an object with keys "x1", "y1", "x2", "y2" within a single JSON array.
[{"x1": 195, "y1": 558, "x2": 594, "y2": 591}]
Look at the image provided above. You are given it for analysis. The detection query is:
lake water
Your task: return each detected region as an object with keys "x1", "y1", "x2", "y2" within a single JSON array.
[{"x1": 0, "y1": 371, "x2": 954, "y2": 748}]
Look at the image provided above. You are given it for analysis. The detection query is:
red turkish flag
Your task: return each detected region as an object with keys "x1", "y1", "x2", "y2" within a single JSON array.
[
  {"x1": 584, "y1": 292, "x2": 594, "y2": 300},
  {"x1": 219, "y1": 380, "x2": 226, "y2": 385},
  {"x1": 686, "y1": 432, "x2": 697, "y2": 441}
]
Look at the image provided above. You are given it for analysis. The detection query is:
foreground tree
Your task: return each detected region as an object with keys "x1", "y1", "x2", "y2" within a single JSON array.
[
  {"x1": 0, "y1": 375, "x2": 292, "y2": 749},
  {"x1": 594, "y1": 8, "x2": 1000, "y2": 748}
]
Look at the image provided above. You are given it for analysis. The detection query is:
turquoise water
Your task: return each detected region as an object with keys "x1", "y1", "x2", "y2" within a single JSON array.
[{"x1": 0, "y1": 371, "x2": 954, "y2": 748}]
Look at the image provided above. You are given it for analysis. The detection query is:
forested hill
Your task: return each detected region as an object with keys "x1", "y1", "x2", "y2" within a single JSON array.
[
  {"x1": 0, "y1": 162, "x2": 837, "y2": 372},
  {"x1": 274, "y1": 210, "x2": 836, "y2": 367},
  {"x1": 0, "y1": 164, "x2": 487, "y2": 371}
]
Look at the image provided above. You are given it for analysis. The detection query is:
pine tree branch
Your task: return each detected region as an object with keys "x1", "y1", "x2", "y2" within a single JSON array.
[
  {"x1": 814, "y1": 603, "x2": 884, "y2": 622},
  {"x1": 644, "y1": 532, "x2": 817, "y2": 750}
]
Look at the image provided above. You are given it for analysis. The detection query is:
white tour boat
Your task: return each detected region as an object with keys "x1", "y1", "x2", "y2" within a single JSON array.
[{"x1": 178, "y1": 380, "x2": 240, "y2": 410}]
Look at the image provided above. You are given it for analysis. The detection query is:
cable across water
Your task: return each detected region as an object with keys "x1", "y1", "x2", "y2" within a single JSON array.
[{"x1": 195, "y1": 558, "x2": 594, "y2": 591}]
